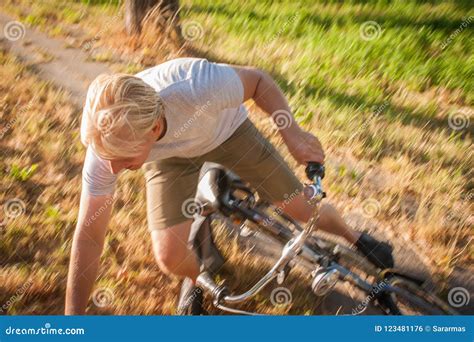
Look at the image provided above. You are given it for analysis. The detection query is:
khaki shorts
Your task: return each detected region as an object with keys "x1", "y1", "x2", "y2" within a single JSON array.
[{"x1": 142, "y1": 119, "x2": 303, "y2": 230}]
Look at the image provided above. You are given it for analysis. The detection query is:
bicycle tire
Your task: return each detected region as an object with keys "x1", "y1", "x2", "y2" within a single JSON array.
[{"x1": 386, "y1": 276, "x2": 458, "y2": 315}]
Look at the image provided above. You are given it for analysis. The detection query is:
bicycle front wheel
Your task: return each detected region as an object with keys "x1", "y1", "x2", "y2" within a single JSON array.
[{"x1": 386, "y1": 277, "x2": 458, "y2": 315}]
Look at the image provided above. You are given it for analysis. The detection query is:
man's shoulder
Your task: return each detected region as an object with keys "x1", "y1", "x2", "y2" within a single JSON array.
[{"x1": 82, "y1": 146, "x2": 118, "y2": 196}]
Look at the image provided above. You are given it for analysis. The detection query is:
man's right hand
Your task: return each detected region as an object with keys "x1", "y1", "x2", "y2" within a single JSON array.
[
  {"x1": 65, "y1": 191, "x2": 113, "y2": 315},
  {"x1": 282, "y1": 128, "x2": 325, "y2": 165}
]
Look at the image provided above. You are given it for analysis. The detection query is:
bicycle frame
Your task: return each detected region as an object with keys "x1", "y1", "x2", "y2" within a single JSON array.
[{"x1": 196, "y1": 171, "x2": 382, "y2": 314}]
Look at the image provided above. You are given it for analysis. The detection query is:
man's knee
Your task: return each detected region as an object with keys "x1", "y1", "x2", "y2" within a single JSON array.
[
  {"x1": 153, "y1": 245, "x2": 186, "y2": 275},
  {"x1": 150, "y1": 220, "x2": 192, "y2": 275}
]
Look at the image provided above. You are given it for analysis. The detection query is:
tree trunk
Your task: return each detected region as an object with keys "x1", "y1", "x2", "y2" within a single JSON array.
[{"x1": 125, "y1": 0, "x2": 180, "y2": 37}]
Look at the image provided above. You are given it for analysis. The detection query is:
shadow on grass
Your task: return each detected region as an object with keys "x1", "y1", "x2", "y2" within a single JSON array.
[{"x1": 184, "y1": 1, "x2": 473, "y2": 34}]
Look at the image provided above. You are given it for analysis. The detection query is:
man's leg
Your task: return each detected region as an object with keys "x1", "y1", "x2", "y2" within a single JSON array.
[
  {"x1": 275, "y1": 193, "x2": 361, "y2": 244},
  {"x1": 150, "y1": 220, "x2": 200, "y2": 281},
  {"x1": 277, "y1": 192, "x2": 394, "y2": 268},
  {"x1": 149, "y1": 219, "x2": 207, "y2": 315},
  {"x1": 142, "y1": 157, "x2": 203, "y2": 281}
]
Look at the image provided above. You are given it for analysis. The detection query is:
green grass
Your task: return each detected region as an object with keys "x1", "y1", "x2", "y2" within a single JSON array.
[{"x1": 181, "y1": 0, "x2": 473, "y2": 102}]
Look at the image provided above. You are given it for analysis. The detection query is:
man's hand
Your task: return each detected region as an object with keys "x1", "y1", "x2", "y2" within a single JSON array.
[
  {"x1": 282, "y1": 128, "x2": 325, "y2": 165},
  {"x1": 65, "y1": 191, "x2": 112, "y2": 315}
]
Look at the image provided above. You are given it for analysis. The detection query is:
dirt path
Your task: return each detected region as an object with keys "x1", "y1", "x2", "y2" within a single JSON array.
[
  {"x1": 0, "y1": 12, "x2": 109, "y2": 106},
  {"x1": 1, "y1": 12, "x2": 472, "y2": 315}
]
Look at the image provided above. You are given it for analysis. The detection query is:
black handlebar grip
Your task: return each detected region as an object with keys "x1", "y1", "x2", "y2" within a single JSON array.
[{"x1": 305, "y1": 162, "x2": 325, "y2": 180}]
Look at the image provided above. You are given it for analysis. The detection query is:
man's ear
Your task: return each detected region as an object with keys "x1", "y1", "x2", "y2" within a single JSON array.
[
  {"x1": 151, "y1": 116, "x2": 167, "y2": 141},
  {"x1": 151, "y1": 120, "x2": 161, "y2": 134}
]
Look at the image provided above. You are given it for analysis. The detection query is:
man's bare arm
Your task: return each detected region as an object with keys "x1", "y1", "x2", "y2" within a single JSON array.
[
  {"x1": 65, "y1": 190, "x2": 113, "y2": 315},
  {"x1": 232, "y1": 65, "x2": 325, "y2": 164}
]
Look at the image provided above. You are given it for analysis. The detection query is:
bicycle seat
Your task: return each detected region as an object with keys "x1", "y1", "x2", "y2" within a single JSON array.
[{"x1": 195, "y1": 162, "x2": 248, "y2": 215}]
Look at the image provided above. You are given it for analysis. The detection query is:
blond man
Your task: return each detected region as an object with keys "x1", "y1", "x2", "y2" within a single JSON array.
[{"x1": 65, "y1": 58, "x2": 393, "y2": 314}]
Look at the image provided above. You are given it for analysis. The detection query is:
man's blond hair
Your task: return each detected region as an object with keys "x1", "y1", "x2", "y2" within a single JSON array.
[{"x1": 81, "y1": 73, "x2": 164, "y2": 159}]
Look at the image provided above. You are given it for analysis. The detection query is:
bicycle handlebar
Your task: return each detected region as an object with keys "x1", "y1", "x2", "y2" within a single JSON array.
[{"x1": 196, "y1": 162, "x2": 326, "y2": 308}]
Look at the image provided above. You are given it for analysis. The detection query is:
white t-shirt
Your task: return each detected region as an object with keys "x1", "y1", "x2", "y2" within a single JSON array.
[{"x1": 81, "y1": 58, "x2": 247, "y2": 196}]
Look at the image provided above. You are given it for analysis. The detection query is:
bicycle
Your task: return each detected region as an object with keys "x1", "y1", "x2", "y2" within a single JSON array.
[{"x1": 185, "y1": 162, "x2": 457, "y2": 315}]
